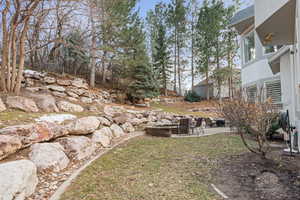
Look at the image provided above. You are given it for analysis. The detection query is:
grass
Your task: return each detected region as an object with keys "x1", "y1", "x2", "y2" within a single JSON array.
[{"x1": 61, "y1": 134, "x2": 248, "y2": 200}]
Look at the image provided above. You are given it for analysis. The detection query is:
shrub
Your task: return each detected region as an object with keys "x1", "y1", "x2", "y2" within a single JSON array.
[{"x1": 184, "y1": 91, "x2": 201, "y2": 102}]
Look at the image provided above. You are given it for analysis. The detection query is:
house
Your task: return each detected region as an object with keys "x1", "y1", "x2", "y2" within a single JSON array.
[{"x1": 231, "y1": 1, "x2": 299, "y2": 127}]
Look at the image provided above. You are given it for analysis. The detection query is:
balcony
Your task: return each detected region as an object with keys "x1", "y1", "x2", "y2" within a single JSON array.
[{"x1": 255, "y1": 0, "x2": 296, "y2": 46}]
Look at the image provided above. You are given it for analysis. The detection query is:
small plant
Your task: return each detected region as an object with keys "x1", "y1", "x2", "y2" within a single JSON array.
[
  {"x1": 220, "y1": 90, "x2": 278, "y2": 158},
  {"x1": 184, "y1": 91, "x2": 201, "y2": 102}
]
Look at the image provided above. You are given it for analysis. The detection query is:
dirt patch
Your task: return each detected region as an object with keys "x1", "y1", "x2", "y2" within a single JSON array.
[{"x1": 215, "y1": 150, "x2": 300, "y2": 200}]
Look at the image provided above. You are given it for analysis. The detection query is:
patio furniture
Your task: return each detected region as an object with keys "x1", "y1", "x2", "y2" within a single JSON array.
[
  {"x1": 191, "y1": 118, "x2": 205, "y2": 135},
  {"x1": 178, "y1": 118, "x2": 191, "y2": 135}
]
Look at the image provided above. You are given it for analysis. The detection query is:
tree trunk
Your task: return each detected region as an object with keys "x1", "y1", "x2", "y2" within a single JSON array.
[
  {"x1": 173, "y1": 29, "x2": 177, "y2": 93},
  {"x1": 89, "y1": 2, "x2": 96, "y2": 88},
  {"x1": 216, "y1": 41, "x2": 221, "y2": 102},
  {"x1": 177, "y1": 39, "x2": 182, "y2": 96},
  {"x1": 191, "y1": 19, "x2": 195, "y2": 90}
]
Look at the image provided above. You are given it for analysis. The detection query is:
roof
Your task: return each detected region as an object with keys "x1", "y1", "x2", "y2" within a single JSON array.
[{"x1": 229, "y1": 5, "x2": 254, "y2": 27}]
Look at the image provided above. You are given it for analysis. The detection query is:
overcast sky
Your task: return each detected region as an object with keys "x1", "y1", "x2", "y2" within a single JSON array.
[{"x1": 138, "y1": 0, "x2": 253, "y2": 18}]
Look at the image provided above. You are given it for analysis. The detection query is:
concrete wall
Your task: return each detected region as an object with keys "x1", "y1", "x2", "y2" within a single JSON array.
[{"x1": 255, "y1": 0, "x2": 289, "y2": 28}]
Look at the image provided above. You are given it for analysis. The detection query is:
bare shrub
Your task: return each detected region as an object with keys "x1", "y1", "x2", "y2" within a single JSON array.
[{"x1": 220, "y1": 90, "x2": 278, "y2": 158}]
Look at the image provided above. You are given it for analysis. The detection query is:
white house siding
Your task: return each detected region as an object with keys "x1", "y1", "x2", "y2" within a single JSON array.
[
  {"x1": 241, "y1": 59, "x2": 275, "y2": 88},
  {"x1": 280, "y1": 53, "x2": 293, "y2": 115}
]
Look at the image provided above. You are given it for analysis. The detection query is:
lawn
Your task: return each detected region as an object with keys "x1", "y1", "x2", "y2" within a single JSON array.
[{"x1": 61, "y1": 134, "x2": 248, "y2": 200}]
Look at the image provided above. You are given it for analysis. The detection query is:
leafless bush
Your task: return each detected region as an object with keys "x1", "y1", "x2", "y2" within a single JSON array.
[{"x1": 220, "y1": 90, "x2": 278, "y2": 158}]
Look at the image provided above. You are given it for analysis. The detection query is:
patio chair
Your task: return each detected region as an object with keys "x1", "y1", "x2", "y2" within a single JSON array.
[
  {"x1": 191, "y1": 118, "x2": 205, "y2": 135},
  {"x1": 178, "y1": 118, "x2": 191, "y2": 135}
]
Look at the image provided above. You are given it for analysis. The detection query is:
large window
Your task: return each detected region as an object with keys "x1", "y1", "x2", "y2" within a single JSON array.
[
  {"x1": 264, "y1": 45, "x2": 283, "y2": 54},
  {"x1": 244, "y1": 32, "x2": 256, "y2": 63}
]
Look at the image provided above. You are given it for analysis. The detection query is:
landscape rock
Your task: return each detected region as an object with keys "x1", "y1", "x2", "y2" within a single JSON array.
[
  {"x1": 57, "y1": 101, "x2": 84, "y2": 112},
  {"x1": 28, "y1": 93, "x2": 59, "y2": 112},
  {"x1": 69, "y1": 88, "x2": 86, "y2": 96},
  {"x1": 110, "y1": 124, "x2": 125, "y2": 138},
  {"x1": 122, "y1": 122, "x2": 135, "y2": 133},
  {"x1": 129, "y1": 118, "x2": 143, "y2": 126},
  {"x1": 47, "y1": 85, "x2": 66, "y2": 92},
  {"x1": 0, "y1": 135, "x2": 22, "y2": 160},
  {"x1": 29, "y1": 143, "x2": 70, "y2": 172},
  {"x1": 24, "y1": 69, "x2": 45, "y2": 80},
  {"x1": 6, "y1": 96, "x2": 39, "y2": 112},
  {"x1": 97, "y1": 116, "x2": 112, "y2": 126},
  {"x1": 65, "y1": 116, "x2": 100, "y2": 135},
  {"x1": 0, "y1": 160, "x2": 38, "y2": 200},
  {"x1": 98, "y1": 127, "x2": 113, "y2": 139},
  {"x1": 81, "y1": 97, "x2": 93, "y2": 104},
  {"x1": 0, "y1": 122, "x2": 67, "y2": 147},
  {"x1": 66, "y1": 90, "x2": 79, "y2": 98},
  {"x1": 57, "y1": 79, "x2": 71, "y2": 86},
  {"x1": 52, "y1": 91, "x2": 67, "y2": 98},
  {"x1": 35, "y1": 114, "x2": 77, "y2": 124},
  {"x1": 71, "y1": 78, "x2": 89, "y2": 89},
  {"x1": 0, "y1": 98, "x2": 6, "y2": 112},
  {"x1": 43, "y1": 77, "x2": 56, "y2": 84},
  {"x1": 58, "y1": 136, "x2": 96, "y2": 160},
  {"x1": 113, "y1": 113, "x2": 134, "y2": 124},
  {"x1": 92, "y1": 130, "x2": 111, "y2": 147},
  {"x1": 67, "y1": 97, "x2": 79, "y2": 102}
]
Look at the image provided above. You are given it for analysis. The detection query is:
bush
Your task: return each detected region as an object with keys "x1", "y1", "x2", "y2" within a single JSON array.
[{"x1": 184, "y1": 91, "x2": 201, "y2": 102}]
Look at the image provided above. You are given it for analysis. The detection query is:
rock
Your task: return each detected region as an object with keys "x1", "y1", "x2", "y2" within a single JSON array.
[
  {"x1": 6, "y1": 96, "x2": 39, "y2": 112},
  {"x1": 65, "y1": 116, "x2": 100, "y2": 135},
  {"x1": 66, "y1": 91, "x2": 79, "y2": 98},
  {"x1": 110, "y1": 124, "x2": 125, "y2": 138},
  {"x1": 0, "y1": 160, "x2": 38, "y2": 200},
  {"x1": 27, "y1": 93, "x2": 59, "y2": 112},
  {"x1": 0, "y1": 98, "x2": 6, "y2": 112},
  {"x1": 103, "y1": 105, "x2": 118, "y2": 117},
  {"x1": 92, "y1": 130, "x2": 111, "y2": 147},
  {"x1": 97, "y1": 117, "x2": 112, "y2": 126},
  {"x1": 80, "y1": 97, "x2": 93, "y2": 104},
  {"x1": 67, "y1": 97, "x2": 79, "y2": 102},
  {"x1": 88, "y1": 105, "x2": 99, "y2": 112},
  {"x1": 57, "y1": 101, "x2": 84, "y2": 112},
  {"x1": 25, "y1": 78, "x2": 35, "y2": 87},
  {"x1": 129, "y1": 118, "x2": 143, "y2": 126},
  {"x1": 52, "y1": 91, "x2": 67, "y2": 98},
  {"x1": 0, "y1": 135, "x2": 22, "y2": 160},
  {"x1": 71, "y1": 78, "x2": 89, "y2": 89},
  {"x1": 43, "y1": 77, "x2": 56, "y2": 84},
  {"x1": 122, "y1": 122, "x2": 135, "y2": 133},
  {"x1": 47, "y1": 85, "x2": 66, "y2": 92},
  {"x1": 113, "y1": 113, "x2": 133, "y2": 124},
  {"x1": 24, "y1": 69, "x2": 45, "y2": 80},
  {"x1": 82, "y1": 91, "x2": 93, "y2": 98},
  {"x1": 58, "y1": 136, "x2": 96, "y2": 160},
  {"x1": 0, "y1": 122, "x2": 67, "y2": 147},
  {"x1": 97, "y1": 127, "x2": 113, "y2": 139},
  {"x1": 57, "y1": 79, "x2": 71, "y2": 86},
  {"x1": 69, "y1": 88, "x2": 86, "y2": 96},
  {"x1": 25, "y1": 87, "x2": 43, "y2": 93},
  {"x1": 35, "y1": 114, "x2": 77, "y2": 124},
  {"x1": 29, "y1": 143, "x2": 70, "y2": 172}
]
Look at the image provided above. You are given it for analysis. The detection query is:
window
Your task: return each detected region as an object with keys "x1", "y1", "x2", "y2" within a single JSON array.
[
  {"x1": 244, "y1": 32, "x2": 256, "y2": 63},
  {"x1": 246, "y1": 85, "x2": 257, "y2": 103},
  {"x1": 264, "y1": 45, "x2": 283, "y2": 54},
  {"x1": 265, "y1": 80, "x2": 282, "y2": 104}
]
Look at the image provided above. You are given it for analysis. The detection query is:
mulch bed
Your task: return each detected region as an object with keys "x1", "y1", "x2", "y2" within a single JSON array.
[{"x1": 215, "y1": 149, "x2": 300, "y2": 200}]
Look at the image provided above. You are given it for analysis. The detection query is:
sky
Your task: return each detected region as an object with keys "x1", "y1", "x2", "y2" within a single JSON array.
[{"x1": 138, "y1": 0, "x2": 253, "y2": 18}]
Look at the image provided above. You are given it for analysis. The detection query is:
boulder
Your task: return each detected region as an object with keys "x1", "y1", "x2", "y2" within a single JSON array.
[
  {"x1": 35, "y1": 114, "x2": 77, "y2": 124},
  {"x1": 0, "y1": 135, "x2": 22, "y2": 160},
  {"x1": 80, "y1": 97, "x2": 93, "y2": 104},
  {"x1": 0, "y1": 160, "x2": 38, "y2": 200},
  {"x1": 122, "y1": 122, "x2": 135, "y2": 133},
  {"x1": 57, "y1": 101, "x2": 84, "y2": 112},
  {"x1": 0, "y1": 122, "x2": 67, "y2": 147},
  {"x1": 57, "y1": 79, "x2": 71, "y2": 86},
  {"x1": 71, "y1": 78, "x2": 89, "y2": 89},
  {"x1": 129, "y1": 118, "x2": 143, "y2": 126},
  {"x1": 66, "y1": 90, "x2": 79, "y2": 98},
  {"x1": 0, "y1": 98, "x2": 6, "y2": 112},
  {"x1": 29, "y1": 143, "x2": 70, "y2": 172},
  {"x1": 103, "y1": 105, "x2": 120, "y2": 117},
  {"x1": 97, "y1": 127, "x2": 113, "y2": 139},
  {"x1": 110, "y1": 124, "x2": 125, "y2": 138},
  {"x1": 113, "y1": 113, "x2": 134, "y2": 124},
  {"x1": 58, "y1": 136, "x2": 96, "y2": 160},
  {"x1": 27, "y1": 93, "x2": 59, "y2": 113},
  {"x1": 52, "y1": 91, "x2": 67, "y2": 98},
  {"x1": 69, "y1": 88, "x2": 86, "y2": 96},
  {"x1": 67, "y1": 97, "x2": 79, "y2": 102},
  {"x1": 65, "y1": 116, "x2": 100, "y2": 135},
  {"x1": 92, "y1": 130, "x2": 111, "y2": 147},
  {"x1": 97, "y1": 116, "x2": 112, "y2": 126},
  {"x1": 6, "y1": 96, "x2": 39, "y2": 112},
  {"x1": 43, "y1": 77, "x2": 56, "y2": 84},
  {"x1": 88, "y1": 105, "x2": 99, "y2": 112},
  {"x1": 24, "y1": 69, "x2": 45, "y2": 80},
  {"x1": 47, "y1": 85, "x2": 66, "y2": 92}
]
